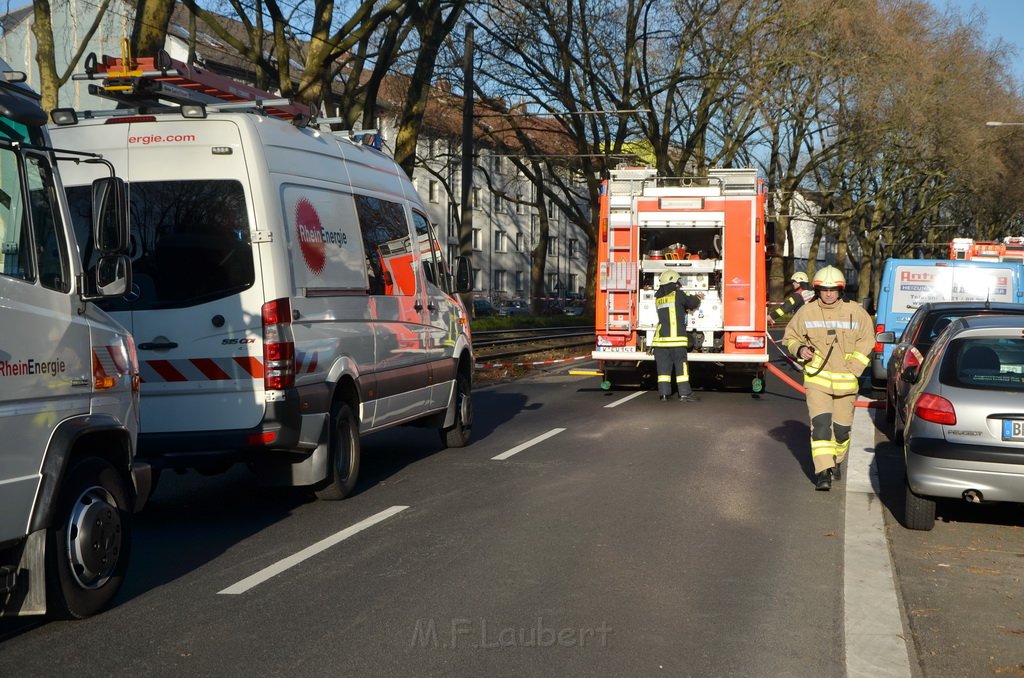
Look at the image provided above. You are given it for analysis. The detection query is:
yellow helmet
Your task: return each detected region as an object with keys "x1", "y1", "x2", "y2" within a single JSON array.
[
  {"x1": 659, "y1": 270, "x2": 680, "y2": 285},
  {"x1": 813, "y1": 265, "x2": 845, "y2": 289},
  {"x1": 791, "y1": 271, "x2": 809, "y2": 284}
]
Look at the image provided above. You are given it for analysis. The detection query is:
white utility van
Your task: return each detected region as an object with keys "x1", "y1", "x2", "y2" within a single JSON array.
[
  {"x1": 49, "y1": 53, "x2": 474, "y2": 500},
  {"x1": 0, "y1": 62, "x2": 149, "y2": 618}
]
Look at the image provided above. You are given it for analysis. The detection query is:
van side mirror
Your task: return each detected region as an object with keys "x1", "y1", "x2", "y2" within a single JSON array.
[
  {"x1": 92, "y1": 177, "x2": 128, "y2": 253},
  {"x1": 876, "y1": 331, "x2": 896, "y2": 344},
  {"x1": 453, "y1": 256, "x2": 472, "y2": 293},
  {"x1": 83, "y1": 253, "x2": 131, "y2": 299}
]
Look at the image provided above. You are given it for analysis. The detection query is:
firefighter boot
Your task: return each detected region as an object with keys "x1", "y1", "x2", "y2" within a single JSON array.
[
  {"x1": 814, "y1": 468, "x2": 833, "y2": 491},
  {"x1": 833, "y1": 455, "x2": 843, "y2": 481}
]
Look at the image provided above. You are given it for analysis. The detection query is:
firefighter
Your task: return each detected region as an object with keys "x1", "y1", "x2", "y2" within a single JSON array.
[
  {"x1": 781, "y1": 266, "x2": 873, "y2": 490},
  {"x1": 652, "y1": 270, "x2": 702, "y2": 402},
  {"x1": 767, "y1": 272, "x2": 815, "y2": 325}
]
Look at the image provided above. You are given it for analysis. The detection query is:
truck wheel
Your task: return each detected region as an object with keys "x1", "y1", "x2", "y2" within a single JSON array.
[
  {"x1": 315, "y1": 402, "x2": 360, "y2": 500},
  {"x1": 46, "y1": 457, "x2": 132, "y2": 619},
  {"x1": 903, "y1": 481, "x2": 936, "y2": 531},
  {"x1": 440, "y1": 374, "x2": 472, "y2": 448}
]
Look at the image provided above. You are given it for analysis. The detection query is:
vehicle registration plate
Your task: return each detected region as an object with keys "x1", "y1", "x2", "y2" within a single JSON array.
[{"x1": 1001, "y1": 419, "x2": 1024, "y2": 441}]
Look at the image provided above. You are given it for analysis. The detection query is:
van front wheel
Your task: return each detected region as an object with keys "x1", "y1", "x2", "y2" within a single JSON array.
[
  {"x1": 46, "y1": 457, "x2": 132, "y2": 619},
  {"x1": 315, "y1": 402, "x2": 360, "y2": 500},
  {"x1": 440, "y1": 374, "x2": 472, "y2": 448}
]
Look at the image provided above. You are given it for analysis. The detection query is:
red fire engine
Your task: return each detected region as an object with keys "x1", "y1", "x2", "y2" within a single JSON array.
[
  {"x1": 949, "y1": 237, "x2": 1024, "y2": 263},
  {"x1": 593, "y1": 167, "x2": 768, "y2": 391}
]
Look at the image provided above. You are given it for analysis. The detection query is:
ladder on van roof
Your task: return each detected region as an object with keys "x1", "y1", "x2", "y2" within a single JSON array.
[{"x1": 72, "y1": 50, "x2": 313, "y2": 125}]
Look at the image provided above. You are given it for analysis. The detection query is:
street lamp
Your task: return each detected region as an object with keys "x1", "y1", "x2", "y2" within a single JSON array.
[{"x1": 986, "y1": 121, "x2": 1024, "y2": 127}]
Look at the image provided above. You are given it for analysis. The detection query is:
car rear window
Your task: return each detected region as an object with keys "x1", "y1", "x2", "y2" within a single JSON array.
[
  {"x1": 69, "y1": 179, "x2": 254, "y2": 310},
  {"x1": 941, "y1": 337, "x2": 1024, "y2": 391}
]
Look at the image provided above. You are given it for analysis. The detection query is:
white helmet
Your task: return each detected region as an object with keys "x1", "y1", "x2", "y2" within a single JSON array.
[
  {"x1": 812, "y1": 265, "x2": 845, "y2": 289},
  {"x1": 659, "y1": 270, "x2": 680, "y2": 285},
  {"x1": 791, "y1": 271, "x2": 809, "y2": 284}
]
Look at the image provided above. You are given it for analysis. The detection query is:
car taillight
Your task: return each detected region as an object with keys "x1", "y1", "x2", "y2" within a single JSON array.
[
  {"x1": 914, "y1": 393, "x2": 956, "y2": 425},
  {"x1": 874, "y1": 323, "x2": 885, "y2": 354},
  {"x1": 904, "y1": 348, "x2": 920, "y2": 368},
  {"x1": 262, "y1": 297, "x2": 295, "y2": 390}
]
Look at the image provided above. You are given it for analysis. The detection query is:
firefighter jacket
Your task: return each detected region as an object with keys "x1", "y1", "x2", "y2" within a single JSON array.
[
  {"x1": 652, "y1": 283, "x2": 701, "y2": 348},
  {"x1": 781, "y1": 298, "x2": 874, "y2": 395},
  {"x1": 770, "y1": 283, "x2": 815, "y2": 321}
]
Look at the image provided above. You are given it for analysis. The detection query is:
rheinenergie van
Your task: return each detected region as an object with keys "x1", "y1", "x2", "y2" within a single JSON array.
[
  {"x1": 49, "y1": 53, "x2": 475, "y2": 500},
  {"x1": 871, "y1": 258, "x2": 1024, "y2": 387}
]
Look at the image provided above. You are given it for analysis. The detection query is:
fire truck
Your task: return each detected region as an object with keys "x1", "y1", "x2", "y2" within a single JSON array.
[
  {"x1": 949, "y1": 237, "x2": 1024, "y2": 263},
  {"x1": 593, "y1": 167, "x2": 768, "y2": 391}
]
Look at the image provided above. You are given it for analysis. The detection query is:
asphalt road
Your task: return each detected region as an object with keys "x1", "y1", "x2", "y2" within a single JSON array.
[{"x1": 0, "y1": 361, "x2": 1021, "y2": 676}]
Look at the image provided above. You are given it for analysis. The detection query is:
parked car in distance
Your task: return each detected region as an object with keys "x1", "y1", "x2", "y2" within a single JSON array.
[
  {"x1": 564, "y1": 300, "x2": 586, "y2": 316},
  {"x1": 899, "y1": 314, "x2": 1024, "y2": 530},
  {"x1": 497, "y1": 299, "x2": 531, "y2": 316},
  {"x1": 878, "y1": 301, "x2": 1024, "y2": 443},
  {"x1": 473, "y1": 298, "x2": 497, "y2": 317}
]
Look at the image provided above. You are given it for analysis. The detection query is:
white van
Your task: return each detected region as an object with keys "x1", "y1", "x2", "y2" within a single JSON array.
[
  {"x1": 0, "y1": 63, "x2": 148, "y2": 618},
  {"x1": 48, "y1": 57, "x2": 474, "y2": 500}
]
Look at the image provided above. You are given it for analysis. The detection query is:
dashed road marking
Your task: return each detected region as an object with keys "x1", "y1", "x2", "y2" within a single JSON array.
[
  {"x1": 491, "y1": 428, "x2": 566, "y2": 460},
  {"x1": 218, "y1": 505, "x2": 409, "y2": 595},
  {"x1": 604, "y1": 391, "x2": 646, "y2": 408}
]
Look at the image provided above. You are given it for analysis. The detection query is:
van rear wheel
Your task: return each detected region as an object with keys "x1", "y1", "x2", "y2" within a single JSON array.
[
  {"x1": 315, "y1": 402, "x2": 360, "y2": 500},
  {"x1": 440, "y1": 374, "x2": 472, "y2": 448},
  {"x1": 46, "y1": 457, "x2": 132, "y2": 619}
]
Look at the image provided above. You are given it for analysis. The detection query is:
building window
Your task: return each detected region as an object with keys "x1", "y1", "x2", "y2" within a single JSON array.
[
  {"x1": 493, "y1": 155, "x2": 505, "y2": 175},
  {"x1": 472, "y1": 228, "x2": 482, "y2": 251},
  {"x1": 569, "y1": 273, "x2": 579, "y2": 295},
  {"x1": 516, "y1": 269, "x2": 525, "y2": 293},
  {"x1": 568, "y1": 239, "x2": 578, "y2": 258},
  {"x1": 494, "y1": 269, "x2": 506, "y2": 292},
  {"x1": 495, "y1": 231, "x2": 507, "y2": 253},
  {"x1": 547, "y1": 200, "x2": 556, "y2": 218},
  {"x1": 429, "y1": 180, "x2": 439, "y2": 203},
  {"x1": 516, "y1": 193, "x2": 525, "y2": 215},
  {"x1": 547, "y1": 237, "x2": 558, "y2": 257},
  {"x1": 494, "y1": 193, "x2": 502, "y2": 212},
  {"x1": 547, "y1": 273, "x2": 559, "y2": 293},
  {"x1": 472, "y1": 268, "x2": 483, "y2": 291},
  {"x1": 515, "y1": 232, "x2": 524, "y2": 252},
  {"x1": 472, "y1": 187, "x2": 482, "y2": 210}
]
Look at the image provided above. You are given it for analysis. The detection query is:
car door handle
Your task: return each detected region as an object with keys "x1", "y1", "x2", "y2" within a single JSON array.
[{"x1": 138, "y1": 342, "x2": 178, "y2": 350}]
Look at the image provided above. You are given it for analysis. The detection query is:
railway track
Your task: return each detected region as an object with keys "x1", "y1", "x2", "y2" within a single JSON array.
[{"x1": 472, "y1": 326, "x2": 595, "y2": 363}]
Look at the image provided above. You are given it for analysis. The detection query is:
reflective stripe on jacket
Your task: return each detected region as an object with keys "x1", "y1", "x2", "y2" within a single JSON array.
[{"x1": 652, "y1": 285, "x2": 699, "y2": 348}]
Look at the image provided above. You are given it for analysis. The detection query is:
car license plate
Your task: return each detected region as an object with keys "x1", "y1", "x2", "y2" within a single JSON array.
[{"x1": 1001, "y1": 419, "x2": 1024, "y2": 441}]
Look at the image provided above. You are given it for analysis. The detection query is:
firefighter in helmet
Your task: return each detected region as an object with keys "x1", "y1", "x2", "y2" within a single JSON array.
[
  {"x1": 652, "y1": 270, "x2": 702, "y2": 402},
  {"x1": 767, "y1": 271, "x2": 815, "y2": 325},
  {"x1": 781, "y1": 266, "x2": 873, "y2": 490}
]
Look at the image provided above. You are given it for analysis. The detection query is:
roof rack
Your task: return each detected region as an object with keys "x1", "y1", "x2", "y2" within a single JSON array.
[{"x1": 72, "y1": 50, "x2": 313, "y2": 126}]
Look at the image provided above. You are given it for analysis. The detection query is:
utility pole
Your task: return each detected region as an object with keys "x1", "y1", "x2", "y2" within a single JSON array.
[{"x1": 460, "y1": 24, "x2": 475, "y2": 310}]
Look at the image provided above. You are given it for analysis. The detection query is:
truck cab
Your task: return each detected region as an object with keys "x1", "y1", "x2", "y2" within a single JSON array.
[{"x1": 0, "y1": 62, "x2": 147, "y2": 618}]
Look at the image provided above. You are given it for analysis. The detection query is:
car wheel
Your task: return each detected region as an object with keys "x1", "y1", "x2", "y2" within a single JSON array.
[
  {"x1": 46, "y1": 457, "x2": 132, "y2": 619},
  {"x1": 315, "y1": 402, "x2": 360, "y2": 500},
  {"x1": 903, "y1": 480, "x2": 936, "y2": 531},
  {"x1": 440, "y1": 374, "x2": 472, "y2": 448}
]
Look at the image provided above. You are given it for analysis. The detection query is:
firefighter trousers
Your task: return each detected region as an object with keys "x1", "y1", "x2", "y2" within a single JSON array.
[
  {"x1": 805, "y1": 388, "x2": 857, "y2": 473},
  {"x1": 654, "y1": 346, "x2": 692, "y2": 397}
]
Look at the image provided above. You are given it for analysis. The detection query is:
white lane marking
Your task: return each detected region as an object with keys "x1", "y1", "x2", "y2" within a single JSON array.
[
  {"x1": 491, "y1": 428, "x2": 566, "y2": 460},
  {"x1": 845, "y1": 405, "x2": 913, "y2": 677},
  {"x1": 604, "y1": 390, "x2": 647, "y2": 408},
  {"x1": 218, "y1": 505, "x2": 409, "y2": 595}
]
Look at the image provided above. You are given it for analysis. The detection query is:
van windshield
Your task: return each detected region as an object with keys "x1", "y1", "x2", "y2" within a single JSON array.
[{"x1": 69, "y1": 179, "x2": 254, "y2": 311}]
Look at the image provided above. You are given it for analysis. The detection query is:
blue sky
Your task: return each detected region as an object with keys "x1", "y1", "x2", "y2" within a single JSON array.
[{"x1": 928, "y1": 0, "x2": 1024, "y2": 82}]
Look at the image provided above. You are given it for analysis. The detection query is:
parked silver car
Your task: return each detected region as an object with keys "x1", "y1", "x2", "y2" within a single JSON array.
[
  {"x1": 900, "y1": 315, "x2": 1024, "y2": 530},
  {"x1": 878, "y1": 300, "x2": 1024, "y2": 444}
]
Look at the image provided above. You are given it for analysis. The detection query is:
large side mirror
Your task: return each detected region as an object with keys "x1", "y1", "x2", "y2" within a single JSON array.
[
  {"x1": 453, "y1": 256, "x2": 472, "y2": 293},
  {"x1": 901, "y1": 365, "x2": 919, "y2": 385},
  {"x1": 875, "y1": 331, "x2": 896, "y2": 344},
  {"x1": 92, "y1": 176, "x2": 128, "y2": 253}
]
